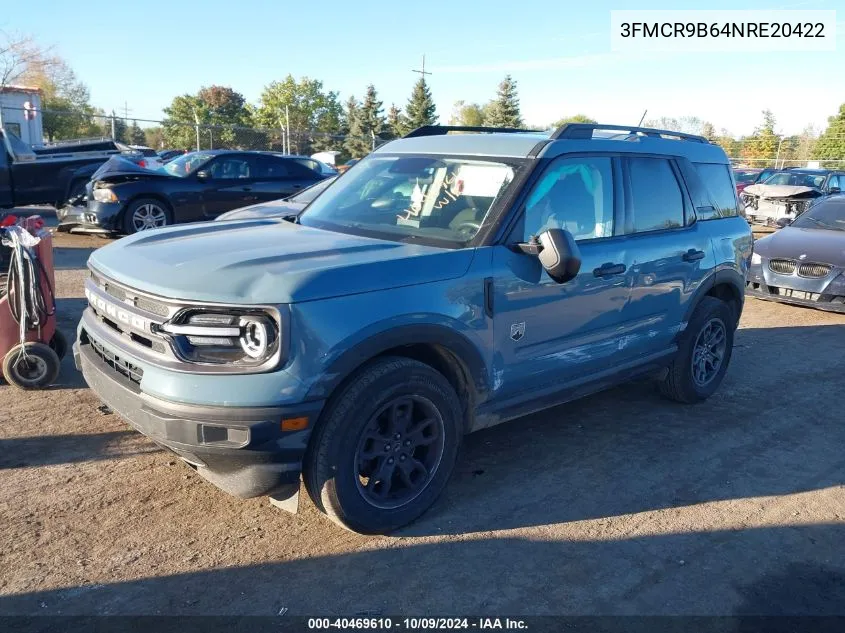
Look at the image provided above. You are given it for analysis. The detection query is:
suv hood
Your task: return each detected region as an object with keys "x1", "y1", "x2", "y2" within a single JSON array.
[{"x1": 88, "y1": 220, "x2": 475, "y2": 304}]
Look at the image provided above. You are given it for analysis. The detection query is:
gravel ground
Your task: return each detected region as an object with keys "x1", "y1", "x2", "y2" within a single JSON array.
[{"x1": 1, "y1": 228, "x2": 844, "y2": 617}]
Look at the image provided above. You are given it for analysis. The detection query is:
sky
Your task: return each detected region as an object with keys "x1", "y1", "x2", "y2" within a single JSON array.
[{"x1": 4, "y1": 0, "x2": 844, "y2": 136}]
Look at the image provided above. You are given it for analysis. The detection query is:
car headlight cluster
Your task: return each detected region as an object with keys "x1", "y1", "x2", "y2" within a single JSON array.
[
  {"x1": 92, "y1": 187, "x2": 119, "y2": 203},
  {"x1": 158, "y1": 308, "x2": 281, "y2": 368}
]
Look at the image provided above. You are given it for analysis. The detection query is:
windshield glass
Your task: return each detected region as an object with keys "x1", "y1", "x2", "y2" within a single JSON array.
[
  {"x1": 162, "y1": 152, "x2": 215, "y2": 177},
  {"x1": 299, "y1": 155, "x2": 517, "y2": 245},
  {"x1": 734, "y1": 170, "x2": 760, "y2": 184},
  {"x1": 763, "y1": 172, "x2": 826, "y2": 188},
  {"x1": 791, "y1": 201, "x2": 845, "y2": 231}
]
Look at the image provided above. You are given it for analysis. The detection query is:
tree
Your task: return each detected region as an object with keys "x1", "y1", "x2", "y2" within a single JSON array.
[
  {"x1": 161, "y1": 85, "x2": 252, "y2": 150},
  {"x1": 359, "y1": 84, "x2": 385, "y2": 145},
  {"x1": 255, "y1": 75, "x2": 343, "y2": 154},
  {"x1": 713, "y1": 128, "x2": 740, "y2": 158},
  {"x1": 385, "y1": 103, "x2": 407, "y2": 139},
  {"x1": 144, "y1": 126, "x2": 164, "y2": 149},
  {"x1": 814, "y1": 104, "x2": 845, "y2": 166},
  {"x1": 644, "y1": 116, "x2": 705, "y2": 135},
  {"x1": 702, "y1": 122, "x2": 716, "y2": 140},
  {"x1": 483, "y1": 75, "x2": 523, "y2": 128},
  {"x1": 552, "y1": 114, "x2": 597, "y2": 128},
  {"x1": 449, "y1": 101, "x2": 485, "y2": 126},
  {"x1": 0, "y1": 32, "x2": 43, "y2": 88},
  {"x1": 343, "y1": 95, "x2": 369, "y2": 159},
  {"x1": 405, "y1": 77, "x2": 437, "y2": 130},
  {"x1": 128, "y1": 120, "x2": 145, "y2": 145},
  {"x1": 740, "y1": 110, "x2": 779, "y2": 163}
]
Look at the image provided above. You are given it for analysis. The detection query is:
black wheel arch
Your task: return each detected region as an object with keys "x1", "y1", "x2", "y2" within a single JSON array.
[
  {"x1": 305, "y1": 324, "x2": 490, "y2": 433},
  {"x1": 682, "y1": 267, "x2": 745, "y2": 329}
]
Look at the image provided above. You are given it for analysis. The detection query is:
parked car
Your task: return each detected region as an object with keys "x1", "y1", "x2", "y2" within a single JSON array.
[
  {"x1": 158, "y1": 149, "x2": 187, "y2": 163},
  {"x1": 746, "y1": 194, "x2": 845, "y2": 312},
  {"x1": 733, "y1": 168, "x2": 762, "y2": 195},
  {"x1": 57, "y1": 150, "x2": 328, "y2": 235},
  {"x1": 741, "y1": 168, "x2": 845, "y2": 226},
  {"x1": 215, "y1": 175, "x2": 336, "y2": 221},
  {"x1": 337, "y1": 158, "x2": 359, "y2": 173},
  {"x1": 0, "y1": 128, "x2": 122, "y2": 208},
  {"x1": 75, "y1": 123, "x2": 752, "y2": 534},
  {"x1": 122, "y1": 145, "x2": 164, "y2": 171}
]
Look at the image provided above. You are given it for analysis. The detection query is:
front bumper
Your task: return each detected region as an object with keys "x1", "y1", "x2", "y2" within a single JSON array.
[
  {"x1": 745, "y1": 283, "x2": 845, "y2": 313},
  {"x1": 57, "y1": 201, "x2": 124, "y2": 233},
  {"x1": 74, "y1": 336, "x2": 323, "y2": 499}
]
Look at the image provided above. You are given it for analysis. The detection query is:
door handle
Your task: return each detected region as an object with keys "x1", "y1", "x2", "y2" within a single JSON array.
[
  {"x1": 683, "y1": 249, "x2": 706, "y2": 262},
  {"x1": 593, "y1": 262, "x2": 626, "y2": 277}
]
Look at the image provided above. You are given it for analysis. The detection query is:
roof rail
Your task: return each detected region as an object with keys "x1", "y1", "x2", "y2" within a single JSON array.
[
  {"x1": 551, "y1": 123, "x2": 708, "y2": 143},
  {"x1": 404, "y1": 125, "x2": 543, "y2": 138}
]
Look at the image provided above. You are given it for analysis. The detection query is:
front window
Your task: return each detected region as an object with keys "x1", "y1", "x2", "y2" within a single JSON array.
[
  {"x1": 162, "y1": 152, "x2": 216, "y2": 177},
  {"x1": 763, "y1": 172, "x2": 826, "y2": 188},
  {"x1": 299, "y1": 155, "x2": 518, "y2": 245},
  {"x1": 791, "y1": 201, "x2": 845, "y2": 231}
]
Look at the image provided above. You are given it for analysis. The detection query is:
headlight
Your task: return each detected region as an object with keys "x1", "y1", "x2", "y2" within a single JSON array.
[
  {"x1": 92, "y1": 188, "x2": 118, "y2": 203},
  {"x1": 158, "y1": 308, "x2": 281, "y2": 368},
  {"x1": 751, "y1": 252, "x2": 762, "y2": 265}
]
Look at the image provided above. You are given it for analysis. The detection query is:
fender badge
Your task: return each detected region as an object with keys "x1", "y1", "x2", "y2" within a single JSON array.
[{"x1": 510, "y1": 322, "x2": 525, "y2": 342}]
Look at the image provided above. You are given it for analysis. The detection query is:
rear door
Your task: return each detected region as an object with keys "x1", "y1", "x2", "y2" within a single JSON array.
[
  {"x1": 250, "y1": 155, "x2": 321, "y2": 202},
  {"x1": 615, "y1": 156, "x2": 714, "y2": 360}
]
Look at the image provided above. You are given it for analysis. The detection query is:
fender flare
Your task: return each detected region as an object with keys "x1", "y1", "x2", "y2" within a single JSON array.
[
  {"x1": 304, "y1": 323, "x2": 490, "y2": 405},
  {"x1": 682, "y1": 266, "x2": 745, "y2": 325}
]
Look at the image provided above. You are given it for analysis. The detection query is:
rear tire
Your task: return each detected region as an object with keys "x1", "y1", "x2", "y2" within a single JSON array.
[
  {"x1": 303, "y1": 357, "x2": 463, "y2": 534},
  {"x1": 659, "y1": 297, "x2": 734, "y2": 404},
  {"x1": 122, "y1": 198, "x2": 172, "y2": 235},
  {"x1": 2, "y1": 342, "x2": 61, "y2": 389}
]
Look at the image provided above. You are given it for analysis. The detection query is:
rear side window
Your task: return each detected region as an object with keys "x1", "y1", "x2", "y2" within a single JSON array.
[
  {"x1": 253, "y1": 155, "x2": 290, "y2": 178},
  {"x1": 628, "y1": 158, "x2": 684, "y2": 232},
  {"x1": 694, "y1": 163, "x2": 740, "y2": 220}
]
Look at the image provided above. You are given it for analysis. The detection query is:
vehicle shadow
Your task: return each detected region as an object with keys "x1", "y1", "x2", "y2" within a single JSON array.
[
  {"x1": 399, "y1": 323, "x2": 845, "y2": 536},
  {"x1": 53, "y1": 245, "x2": 97, "y2": 271},
  {"x1": 0, "y1": 430, "x2": 160, "y2": 470},
  {"x1": 0, "y1": 525, "x2": 843, "y2": 617}
]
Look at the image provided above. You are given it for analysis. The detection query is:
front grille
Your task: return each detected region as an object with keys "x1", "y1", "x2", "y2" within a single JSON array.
[
  {"x1": 769, "y1": 259, "x2": 796, "y2": 274},
  {"x1": 798, "y1": 263, "x2": 832, "y2": 278},
  {"x1": 134, "y1": 295, "x2": 169, "y2": 317},
  {"x1": 86, "y1": 332, "x2": 144, "y2": 387},
  {"x1": 103, "y1": 282, "x2": 126, "y2": 302}
]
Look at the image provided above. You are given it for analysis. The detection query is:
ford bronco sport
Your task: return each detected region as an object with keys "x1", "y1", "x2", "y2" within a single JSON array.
[{"x1": 75, "y1": 123, "x2": 753, "y2": 534}]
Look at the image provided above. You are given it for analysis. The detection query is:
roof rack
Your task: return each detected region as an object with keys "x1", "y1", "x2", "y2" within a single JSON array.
[
  {"x1": 551, "y1": 123, "x2": 708, "y2": 143},
  {"x1": 403, "y1": 125, "x2": 543, "y2": 138}
]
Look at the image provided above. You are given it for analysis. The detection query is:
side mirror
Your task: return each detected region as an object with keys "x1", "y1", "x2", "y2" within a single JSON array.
[
  {"x1": 196, "y1": 170, "x2": 210, "y2": 181},
  {"x1": 515, "y1": 228, "x2": 581, "y2": 283},
  {"x1": 775, "y1": 217, "x2": 792, "y2": 228}
]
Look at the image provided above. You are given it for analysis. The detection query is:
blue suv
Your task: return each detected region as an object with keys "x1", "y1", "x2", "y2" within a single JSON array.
[{"x1": 75, "y1": 124, "x2": 753, "y2": 534}]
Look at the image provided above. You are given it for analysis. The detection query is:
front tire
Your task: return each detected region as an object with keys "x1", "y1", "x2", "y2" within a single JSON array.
[
  {"x1": 304, "y1": 357, "x2": 463, "y2": 534},
  {"x1": 122, "y1": 198, "x2": 171, "y2": 234},
  {"x1": 659, "y1": 297, "x2": 734, "y2": 403},
  {"x1": 2, "y1": 342, "x2": 61, "y2": 389}
]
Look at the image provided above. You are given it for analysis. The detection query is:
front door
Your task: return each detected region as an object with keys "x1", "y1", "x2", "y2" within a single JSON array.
[
  {"x1": 490, "y1": 155, "x2": 632, "y2": 402},
  {"x1": 200, "y1": 154, "x2": 258, "y2": 217}
]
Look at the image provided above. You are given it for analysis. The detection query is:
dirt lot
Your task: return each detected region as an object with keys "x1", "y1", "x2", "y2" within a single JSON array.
[{"x1": 1, "y1": 228, "x2": 844, "y2": 617}]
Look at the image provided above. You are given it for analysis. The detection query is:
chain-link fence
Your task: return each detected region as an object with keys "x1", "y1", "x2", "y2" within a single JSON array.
[
  {"x1": 0, "y1": 105, "x2": 390, "y2": 159},
  {"x1": 1, "y1": 104, "x2": 843, "y2": 167}
]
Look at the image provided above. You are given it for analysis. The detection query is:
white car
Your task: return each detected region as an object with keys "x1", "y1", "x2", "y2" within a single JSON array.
[{"x1": 126, "y1": 145, "x2": 164, "y2": 171}]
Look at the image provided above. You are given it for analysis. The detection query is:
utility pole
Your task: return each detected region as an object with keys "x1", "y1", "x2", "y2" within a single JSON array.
[
  {"x1": 110, "y1": 110, "x2": 116, "y2": 139},
  {"x1": 412, "y1": 54, "x2": 432, "y2": 82},
  {"x1": 775, "y1": 136, "x2": 785, "y2": 169},
  {"x1": 285, "y1": 105, "x2": 291, "y2": 154},
  {"x1": 191, "y1": 107, "x2": 201, "y2": 151},
  {"x1": 123, "y1": 100, "x2": 132, "y2": 120}
]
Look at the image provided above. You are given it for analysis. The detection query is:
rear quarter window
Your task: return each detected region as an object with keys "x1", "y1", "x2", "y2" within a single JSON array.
[{"x1": 693, "y1": 163, "x2": 740, "y2": 220}]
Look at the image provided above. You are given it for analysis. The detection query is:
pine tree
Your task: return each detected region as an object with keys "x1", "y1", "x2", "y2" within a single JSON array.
[
  {"x1": 405, "y1": 78, "x2": 437, "y2": 130},
  {"x1": 129, "y1": 120, "x2": 146, "y2": 145},
  {"x1": 360, "y1": 84, "x2": 385, "y2": 143},
  {"x1": 483, "y1": 75, "x2": 523, "y2": 128},
  {"x1": 343, "y1": 95, "x2": 370, "y2": 158},
  {"x1": 386, "y1": 103, "x2": 407, "y2": 139},
  {"x1": 814, "y1": 104, "x2": 845, "y2": 165}
]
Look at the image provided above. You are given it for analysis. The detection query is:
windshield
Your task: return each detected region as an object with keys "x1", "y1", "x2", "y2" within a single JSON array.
[
  {"x1": 299, "y1": 155, "x2": 518, "y2": 245},
  {"x1": 791, "y1": 201, "x2": 845, "y2": 231},
  {"x1": 162, "y1": 152, "x2": 215, "y2": 177},
  {"x1": 734, "y1": 170, "x2": 760, "y2": 184},
  {"x1": 763, "y1": 172, "x2": 826, "y2": 188}
]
